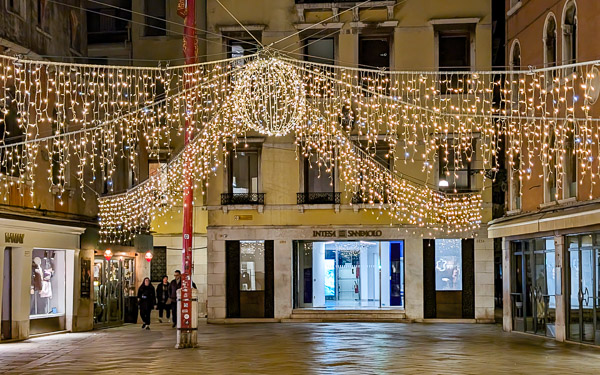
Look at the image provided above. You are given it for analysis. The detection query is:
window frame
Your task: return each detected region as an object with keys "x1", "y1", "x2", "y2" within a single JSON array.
[
  {"x1": 561, "y1": 0, "x2": 577, "y2": 67},
  {"x1": 358, "y1": 35, "x2": 391, "y2": 70},
  {"x1": 303, "y1": 152, "x2": 336, "y2": 195},
  {"x1": 6, "y1": 0, "x2": 25, "y2": 18},
  {"x1": 435, "y1": 25, "x2": 475, "y2": 94},
  {"x1": 143, "y1": 0, "x2": 167, "y2": 37},
  {"x1": 228, "y1": 147, "x2": 261, "y2": 195},
  {"x1": 303, "y1": 37, "x2": 336, "y2": 65},
  {"x1": 543, "y1": 13, "x2": 558, "y2": 85},
  {"x1": 437, "y1": 138, "x2": 477, "y2": 192}
]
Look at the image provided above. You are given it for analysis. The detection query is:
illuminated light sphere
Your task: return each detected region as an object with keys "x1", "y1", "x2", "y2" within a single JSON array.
[
  {"x1": 145, "y1": 251, "x2": 153, "y2": 262},
  {"x1": 231, "y1": 56, "x2": 306, "y2": 137}
]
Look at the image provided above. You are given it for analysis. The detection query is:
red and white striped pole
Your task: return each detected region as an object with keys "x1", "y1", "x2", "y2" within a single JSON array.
[{"x1": 176, "y1": 0, "x2": 197, "y2": 348}]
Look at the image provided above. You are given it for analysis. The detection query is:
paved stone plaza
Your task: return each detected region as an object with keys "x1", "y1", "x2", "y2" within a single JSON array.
[{"x1": 1, "y1": 322, "x2": 599, "y2": 374}]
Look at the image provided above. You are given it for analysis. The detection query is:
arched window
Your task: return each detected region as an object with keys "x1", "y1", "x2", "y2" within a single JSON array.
[
  {"x1": 562, "y1": 1, "x2": 577, "y2": 67},
  {"x1": 563, "y1": 122, "x2": 577, "y2": 199},
  {"x1": 510, "y1": 40, "x2": 521, "y2": 70},
  {"x1": 543, "y1": 14, "x2": 558, "y2": 84},
  {"x1": 546, "y1": 132, "x2": 557, "y2": 203},
  {"x1": 509, "y1": 40, "x2": 521, "y2": 112}
]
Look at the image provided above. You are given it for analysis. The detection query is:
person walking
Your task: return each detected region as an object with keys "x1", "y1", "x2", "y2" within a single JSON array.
[
  {"x1": 137, "y1": 277, "x2": 155, "y2": 330},
  {"x1": 169, "y1": 270, "x2": 182, "y2": 328},
  {"x1": 155, "y1": 275, "x2": 171, "y2": 323}
]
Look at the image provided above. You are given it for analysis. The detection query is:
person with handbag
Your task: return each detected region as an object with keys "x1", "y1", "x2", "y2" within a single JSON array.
[{"x1": 155, "y1": 275, "x2": 171, "y2": 323}]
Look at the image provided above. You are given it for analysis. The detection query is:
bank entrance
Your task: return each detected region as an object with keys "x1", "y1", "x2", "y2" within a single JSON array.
[{"x1": 293, "y1": 240, "x2": 404, "y2": 309}]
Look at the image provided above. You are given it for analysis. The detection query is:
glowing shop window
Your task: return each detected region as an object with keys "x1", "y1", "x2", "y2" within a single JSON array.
[
  {"x1": 240, "y1": 241, "x2": 265, "y2": 291},
  {"x1": 435, "y1": 239, "x2": 462, "y2": 291}
]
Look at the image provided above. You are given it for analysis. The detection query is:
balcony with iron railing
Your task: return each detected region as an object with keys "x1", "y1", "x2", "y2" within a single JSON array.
[
  {"x1": 351, "y1": 191, "x2": 388, "y2": 205},
  {"x1": 221, "y1": 193, "x2": 265, "y2": 205},
  {"x1": 297, "y1": 192, "x2": 341, "y2": 205}
]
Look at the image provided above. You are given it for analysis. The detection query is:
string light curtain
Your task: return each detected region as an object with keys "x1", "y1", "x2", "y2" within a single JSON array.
[{"x1": 1, "y1": 52, "x2": 600, "y2": 241}]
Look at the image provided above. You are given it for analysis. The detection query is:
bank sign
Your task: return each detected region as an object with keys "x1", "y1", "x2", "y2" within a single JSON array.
[{"x1": 312, "y1": 229, "x2": 383, "y2": 238}]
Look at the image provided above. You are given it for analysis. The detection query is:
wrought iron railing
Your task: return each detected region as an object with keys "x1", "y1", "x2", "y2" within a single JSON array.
[
  {"x1": 221, "y1": 193, "x2": 265, "y2": 205},
  {"x1": 351, "y1": 192, "x2": 388, "y2": 204},
  {"x1": 297, "y1": 192, "x2": 341, "y2": 204}
]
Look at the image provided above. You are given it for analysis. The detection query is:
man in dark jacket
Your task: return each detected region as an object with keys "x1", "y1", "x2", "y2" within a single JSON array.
[
  {"x1": 169, "y1": 270, "x2": 197, "y2": 328},
  {"x1": 169, "y1": 270, "x2": 182, "y2": 327}
]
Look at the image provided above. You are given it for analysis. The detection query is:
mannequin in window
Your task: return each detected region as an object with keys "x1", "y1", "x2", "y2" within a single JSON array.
[
  {"x1": 40, "y1": 254, "x2": 55, "y2": 304},
  {"x1": 31, "y1": 257, "x2": 44, "y2": 314}
]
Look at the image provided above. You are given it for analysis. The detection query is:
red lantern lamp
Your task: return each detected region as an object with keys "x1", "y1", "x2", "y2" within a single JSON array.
[
  {"x1": 104, "y1": 249, "x2": 113, "y2": 261},
  {"x1": 145, "y1": 251, "x2": 153, "y2": 262}
]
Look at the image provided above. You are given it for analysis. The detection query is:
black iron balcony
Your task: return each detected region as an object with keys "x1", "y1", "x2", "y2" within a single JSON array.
[
  {"x1": 351, "y1": 192, "x2": 388, "y2": 205},
  {"x1": 221, "y1": 193, "x2": 265, "y2": 205},
  {"x1": 297, "y1": 192, "x2": 341, "y2": 205}
]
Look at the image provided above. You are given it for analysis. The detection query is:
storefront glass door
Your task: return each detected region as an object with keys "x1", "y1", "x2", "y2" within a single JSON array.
[
  {"x1": 294, "y1": 240, "x2": 404, "y2": 309},
  {"x1": 511, "y1": 238, "x2": 556, "y2": 337},
  {"x1": 567, "y1": 234, "x2": 599, "y2": 345},
  {"x1": 93, "y1": 257, "x2": 135, "y2": 327},
  {"x1": 94, "y1": 258, "x2": 121, "y2": 326}
]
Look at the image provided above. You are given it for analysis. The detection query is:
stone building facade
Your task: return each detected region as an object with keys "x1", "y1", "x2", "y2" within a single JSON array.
[
  {"x1": 0, "y1": 0, "x2": 151, "y2": 342},
  {"x1": 489, "y1": 0, "x2": 600, "y2": 346},
  {"x1": 149, "y1": 0, "x2": 496, "y2": 323}
]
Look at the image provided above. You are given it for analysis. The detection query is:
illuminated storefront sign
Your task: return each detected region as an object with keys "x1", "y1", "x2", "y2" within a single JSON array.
[{"x1": 312, "y1": 229, "x2": 383, "y2": 238}]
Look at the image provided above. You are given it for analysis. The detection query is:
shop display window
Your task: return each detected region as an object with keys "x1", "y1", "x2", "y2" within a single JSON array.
[
  {"x1": 240, "y1": 241, "x2": 265, "y2": 291},
  {"x1": 30, "y1": 249, "x2": 66, "y2": 317},
  {"x1": 434, "y1": 239, "x2": 463, "y2": 291},
  {"x1": 294, "y1": 240, "x2": 404, "y2": 309}
]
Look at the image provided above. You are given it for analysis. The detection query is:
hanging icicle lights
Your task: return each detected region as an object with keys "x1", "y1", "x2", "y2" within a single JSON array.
[{"x1": 1, "y1": 52, "x2": 600, "y2": 240}]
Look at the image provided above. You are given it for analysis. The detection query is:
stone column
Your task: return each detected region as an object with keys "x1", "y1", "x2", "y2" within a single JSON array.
[
  {"x1": 474, "y1": 237, "x2": 495, "y2": 321},
  {"x1": 274, "y1": 240, "x2": 292, "y2": 319},
  {"x1": 502, "y1": 238, "x2": 512, "y2": 332},
  {"x1": 12, "y1": 247, "x2": 33, "y2": 339},
  {"x1": 207, "y1": 239, "x2": 226, "y2": 320},
  {"x1": 404, "y1": 237, "x2": 424, "y2": 320},
  {"x1": 554, "y1": 235, "x2": 566, "y2": 342}
]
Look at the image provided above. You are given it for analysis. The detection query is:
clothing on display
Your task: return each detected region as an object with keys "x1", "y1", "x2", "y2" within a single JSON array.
[{"x1": 30, "y1": 250, "x2": 63, "y2": 316}]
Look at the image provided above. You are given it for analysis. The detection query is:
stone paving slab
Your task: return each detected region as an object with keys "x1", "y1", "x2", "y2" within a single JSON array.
[{"x1": 0, "y1": 322, "x2": 599, "y2": 374}]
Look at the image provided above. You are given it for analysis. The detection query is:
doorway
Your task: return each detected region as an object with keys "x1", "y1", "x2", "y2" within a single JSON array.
[
  {"x1": 1, "y1": 248, "x2": 11, "y2": 340},
  {"x1": 567, "y1": 234, "x2": 600, "y2": 345},
  {"x1": 293, "y1": 240, "x2": 404, "y2": 309},
  {"x1": 510, "y1": 238, "x2": 556, "y2": 337},
  {"x1": 424, "y1": 239, "x2": 475, "y2": 319},
  {"x1": 226, "y1": 240, "x2": 274, "y2": 318},
  {"x1": 93, "y1": 257, "x2": 136, "y2": 327}
]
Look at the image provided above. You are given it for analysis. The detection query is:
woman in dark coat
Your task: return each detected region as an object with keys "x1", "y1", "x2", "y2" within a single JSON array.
[
  {"x1": 155, "y1": 275, "x2": 171, "y2": 323},
  {"x1": 137, "y1": 277, "x2": 156, "y2": 330}
]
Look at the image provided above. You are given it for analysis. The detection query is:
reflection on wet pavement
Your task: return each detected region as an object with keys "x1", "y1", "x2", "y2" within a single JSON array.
[{"x1": 1, "y1": 322, "x2": 599, "y2": 374}]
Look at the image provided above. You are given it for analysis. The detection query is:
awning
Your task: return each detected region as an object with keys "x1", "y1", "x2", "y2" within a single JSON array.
[{"x1": 488, "y1": 204, "x2": 600, "y2": 238}]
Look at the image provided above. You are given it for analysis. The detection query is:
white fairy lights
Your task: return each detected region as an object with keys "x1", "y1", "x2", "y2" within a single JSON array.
[
  {"x1": 231, "y1": 56, "x2": 306, "y2": 137},
  {"x1": 2, "y1": 52, "x2": 600, "y2": 241}
]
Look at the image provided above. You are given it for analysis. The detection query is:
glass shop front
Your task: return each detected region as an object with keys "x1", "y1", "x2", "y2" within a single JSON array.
[
  {"x1": 93, "y1": 254, "x2": 137, "y2": 327},
  {"x1": 293, "y1": 240, "x2": 404, "y2": 309},
  {"x1": 29, "y1": 249, "x2": 67, "y2": 335}
]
